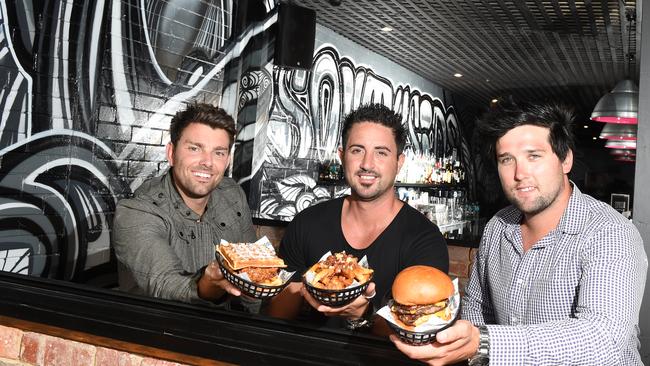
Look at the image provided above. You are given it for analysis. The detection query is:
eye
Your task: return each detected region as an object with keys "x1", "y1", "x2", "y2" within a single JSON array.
[
  {"x1": 377, "y1": 150, "x2": 389, "y2": 157},
  {"x1": 215, "y1": 150, "x2": 227, "y2": 158},
  {"x1": 529, "y1": 154, "x2": 541, "y2": 160},
  {"x1": 188, "y1": 145, "x2": 200, "y2": 152},
  {"x1": 498, "y1": 156, "x2": 512, "y2": 165},
  {"x1": 350, "y1": 147, "x2": 363, "y2": 154}
]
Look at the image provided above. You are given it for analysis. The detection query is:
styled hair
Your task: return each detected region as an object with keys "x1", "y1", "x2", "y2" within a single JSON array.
[
  {"x1": 477, "y1": 102, "x2": 576, "y2": 162},
  {"x1": 169, "y1": 102, "x2": 236, "y2": 148},
  {"x1": 340, "y1": 103, "x2": 407, "y2": 154}
]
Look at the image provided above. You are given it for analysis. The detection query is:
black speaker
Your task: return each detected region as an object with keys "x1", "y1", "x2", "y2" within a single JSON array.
[{"x1": 274, "y1": 3, "x2": 316, "y2": 69}]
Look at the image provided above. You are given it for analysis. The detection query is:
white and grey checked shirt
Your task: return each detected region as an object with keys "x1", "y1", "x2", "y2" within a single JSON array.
[{"x1": 462, "y1": 185, "x2": 647, "y2": 365}]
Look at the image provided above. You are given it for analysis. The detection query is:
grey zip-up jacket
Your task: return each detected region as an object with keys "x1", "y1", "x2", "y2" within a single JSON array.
[{"x1": 112, "y1": 170, "x2": 256, "y2": 304}]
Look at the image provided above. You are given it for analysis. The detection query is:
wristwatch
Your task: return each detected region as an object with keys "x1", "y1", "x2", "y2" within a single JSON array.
[
  {"x1": 468, "y1": 325, "x2": 490, "y2": 365},
  {"x1": 345, "y1": 303, "x2": 375, "y2": 330}
]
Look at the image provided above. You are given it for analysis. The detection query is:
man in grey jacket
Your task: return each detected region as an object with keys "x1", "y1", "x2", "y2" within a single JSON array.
[{"x1": 112, "y1": 103, "x2": 256, "y2": 305}]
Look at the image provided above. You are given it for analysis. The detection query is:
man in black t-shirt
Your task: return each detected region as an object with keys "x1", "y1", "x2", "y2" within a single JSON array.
[{"x1": 268, "y1": 104, "x2": 448, "y2": 329}]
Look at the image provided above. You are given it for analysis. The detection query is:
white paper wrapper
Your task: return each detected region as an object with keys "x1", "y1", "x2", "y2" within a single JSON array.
[
  {"x1": 218, "y1": 236, "x2": 295, "y2": 285},
  {"x1": 304, "y1": 251, "x2": 371, "y2": 289},
  {"x1": 377, "y1": 277, "x2": 460, "y2": 332}
]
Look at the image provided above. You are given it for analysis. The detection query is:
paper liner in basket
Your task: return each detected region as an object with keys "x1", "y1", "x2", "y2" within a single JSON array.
[
  {"x1": 304, "y1": 251, "x2": 372, "y2": 289},
  {"x1": 218, "y1": 237, "x2": 294, "y2": 285},
  {"x1": 377, "y1": 278, "x2": 460, "y2": 332}
]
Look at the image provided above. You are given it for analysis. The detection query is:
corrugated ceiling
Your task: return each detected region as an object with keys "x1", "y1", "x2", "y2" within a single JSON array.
[{"x1": 294, "y1": 0, "x2": 641, "y2": 119}]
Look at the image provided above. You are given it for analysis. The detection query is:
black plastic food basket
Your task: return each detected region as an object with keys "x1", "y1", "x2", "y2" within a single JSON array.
[
  {"x1": 386, "y1": 307, "x2": 458, "y2": 345},
  {"x1": 302, "y1": 275, "x2": 372, "y2": 307},
  {"x1": 216, "y1": 253, "x2": 289, "y2": 299}
]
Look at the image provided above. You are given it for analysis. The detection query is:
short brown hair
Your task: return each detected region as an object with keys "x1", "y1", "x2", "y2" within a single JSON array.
[{"x1": 169, "y1": 103, "x2": 236, "y2": 148}]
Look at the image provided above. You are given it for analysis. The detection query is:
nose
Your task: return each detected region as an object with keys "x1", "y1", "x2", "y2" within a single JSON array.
[
  {"x1": 199, "y1": 150, "x2": 214, "y2": 168},
  {"x1": 359, "y1": 151, "x2": 375, "y2": 171},
  {"x1": 513, "y1": 160, "x2": 529, "y2": 181}
]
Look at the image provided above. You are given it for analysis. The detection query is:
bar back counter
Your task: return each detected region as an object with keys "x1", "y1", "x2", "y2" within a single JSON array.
[{"x1": 0, "y1": 272, "x2": 420, "y2": 365}]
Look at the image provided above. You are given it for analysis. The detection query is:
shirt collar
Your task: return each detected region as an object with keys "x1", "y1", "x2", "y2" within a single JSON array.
[
  {"x1": 556, "y1": 182, "x2": 587, "y2": 236},
  {"x1": 164, "y1": 170, "x2": 203, "y2": 221}
]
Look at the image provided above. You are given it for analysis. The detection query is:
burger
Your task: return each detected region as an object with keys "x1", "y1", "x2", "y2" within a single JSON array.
[{"x1": 390, "y1": 265, "x2": 454, "y2": 328}]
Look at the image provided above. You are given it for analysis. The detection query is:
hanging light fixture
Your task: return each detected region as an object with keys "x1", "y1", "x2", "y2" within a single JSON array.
[
  {"x1": 609, "y1": 148, "x2": 636, "y2": 157},
  {"x1": 590, "y1": 7, "x2": 638, "y2": 124},
  {"x1": 599, "y1": 123, "x2": 637, "y2": 140},
  {"x1": 605, "y1": 140, "x2": 637, "y2": 149},
  {"x1": 614, "y1": 156, "x2": 636, "y2": 163}
]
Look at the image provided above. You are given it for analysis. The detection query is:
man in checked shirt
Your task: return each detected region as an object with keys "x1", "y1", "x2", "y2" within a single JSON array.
[{"x1": 392, "y1": 102, "x2": 647, "y2": 365}]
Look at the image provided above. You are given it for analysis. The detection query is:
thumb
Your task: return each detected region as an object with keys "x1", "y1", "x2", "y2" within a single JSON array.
[{"x1": 364, "y1": 282, "x2": 376, "y2": 298}]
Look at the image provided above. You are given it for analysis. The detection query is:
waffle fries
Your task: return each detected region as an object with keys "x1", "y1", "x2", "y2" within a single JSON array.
[{"x1": 307, "y1": 251, "x2": 373, "y2": 290}]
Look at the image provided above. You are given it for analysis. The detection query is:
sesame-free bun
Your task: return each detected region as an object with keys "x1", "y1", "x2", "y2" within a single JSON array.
[{"x1": 392, "y1": 266, "x2": 453, "y2": 305}]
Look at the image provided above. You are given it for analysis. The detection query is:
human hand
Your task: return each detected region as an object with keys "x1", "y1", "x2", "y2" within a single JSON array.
[
  {"x1": 389, "y1": 320, "x2": 479, "y2": 366},
  {"x1": 300, "y1": 282, "x2": 376, "y2": 319},
  {"x1": 198, "y1": 260, "x2": 241, "y2": 300}
]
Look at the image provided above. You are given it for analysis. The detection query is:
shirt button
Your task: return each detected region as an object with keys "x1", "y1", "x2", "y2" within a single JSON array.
[
  {"x1": 236, "y1": 212, "x2": 241, "y2": 217},
  {"x1": 158, "y1": 193, "x2": 164, "y2": 198},
  {"x1": 220, "y1": 222, "x2": 226, "y2": 227},
  {"x1": 186, "y1": 211, "x2": 191, "y2": 216}
]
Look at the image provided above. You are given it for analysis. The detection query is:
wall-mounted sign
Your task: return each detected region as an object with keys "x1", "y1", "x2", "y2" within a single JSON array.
[{"x1": 610, "y1": 193, "x2": 630, "y2": 214}]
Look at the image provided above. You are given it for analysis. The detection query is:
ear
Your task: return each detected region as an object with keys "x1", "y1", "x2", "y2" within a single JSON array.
[
  {"x1": 397, "y1": 152, "x2": 405, "y2": 172},
  {"x1": 338, "y1": 147, "x2": 344, "y2": 163},
  {"x1": 166, "y1": 142, "x2": 175, "y2": 167},
  {"x1": 562, "y1": 149, "x2": 573, "y2": 174}
]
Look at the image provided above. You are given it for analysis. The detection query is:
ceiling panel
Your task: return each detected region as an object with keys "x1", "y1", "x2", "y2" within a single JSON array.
[{"x1": 294, "y1": 0, "x2": 641, "y2": 118}]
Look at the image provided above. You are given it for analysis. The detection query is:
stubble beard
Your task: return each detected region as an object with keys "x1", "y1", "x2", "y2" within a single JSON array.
[{"x1": 507, "y1": 182, "x2": 562, "y2": 216}]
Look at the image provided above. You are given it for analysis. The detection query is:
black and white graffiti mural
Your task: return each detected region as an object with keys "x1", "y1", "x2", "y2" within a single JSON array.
[
  {"x1": 244, "y1": 46, "x2": 474, "y2": 221},
  {"x1": 0, "y1": 0, "x2": 276, "y2": 282},
  {"x1": 0, "y1": 1, "x2": 473, "y2": 282}
]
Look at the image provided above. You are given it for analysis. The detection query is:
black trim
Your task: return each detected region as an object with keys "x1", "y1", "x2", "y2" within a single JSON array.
[
  {"x1": 0, "y1": 273, "x2": 419, "y2": 365},
  {"x1": 252, "y1": 217, "x2": 290, "y2": 227}
]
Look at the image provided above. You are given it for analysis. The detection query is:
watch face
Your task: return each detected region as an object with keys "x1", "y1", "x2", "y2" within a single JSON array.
[{"x1": 468, "y1": 356, "x2": 489, "y2": 366}]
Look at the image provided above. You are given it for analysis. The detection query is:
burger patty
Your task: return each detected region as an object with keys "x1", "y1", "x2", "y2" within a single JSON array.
[
  {"x1": 390, "y1": 301, "x2": 448, "y2": 325},
  {"x1": 240, "y1": 267, "x2": 278, "y2": 284}
]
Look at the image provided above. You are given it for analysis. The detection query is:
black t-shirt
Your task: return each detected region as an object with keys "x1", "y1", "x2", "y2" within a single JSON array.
[{"x1": 279, "y1": 196, "x2": 449, "y2": 310}]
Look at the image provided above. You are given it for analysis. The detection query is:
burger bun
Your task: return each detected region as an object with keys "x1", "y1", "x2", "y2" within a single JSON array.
[{"x1": 392, "y1": 266, "x2": 454, "y2": 306}]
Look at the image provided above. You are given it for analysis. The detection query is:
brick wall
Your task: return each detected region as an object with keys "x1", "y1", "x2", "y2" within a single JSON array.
[{"x1": 0, "y1": 325, "x2": 189, "y2": 366}]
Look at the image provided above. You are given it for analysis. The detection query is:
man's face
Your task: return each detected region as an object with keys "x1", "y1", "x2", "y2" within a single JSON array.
[
  {"x1": 166, "y1": 122, "x2": 231, "y2": 203},
  {"x1": 339, "y1": 122, "x2": 404, "y2": 202},
  {"x1": 496, "y1": 125, "x2": 572, "y2": 215}
]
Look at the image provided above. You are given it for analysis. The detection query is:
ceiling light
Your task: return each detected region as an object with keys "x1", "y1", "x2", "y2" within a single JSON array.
[
  {"x1": 599, "y1": 123, "x2": 637, "y2": 140},
  {"x1": 605, "y1": 140, "x2": 636, "y2": 149},
  {"x1": 454, "y1": 73, "x2": 463, "y2": 78},
  {"x1": 609, "y1": 149, "x2": 636, "y2": 157},
  {"x1": 583, "y1": 125, "x2": 589, "y2": 129},
  {"x1": 491, "y1": 98, "x2": 498, "y2": 103},
  {"x1": 591, "y1": 9, "x2": 638, "y2": 125},
  {"x1": 614, "y1": 156, "x2": 636, "y2": 163},
  {"x1": 380, "y1": 26, "x2": 393, "y2": 32},
  {"x1": 592, "y1": 137, "x2": 598, "y2": 140},
  {"x1": 590, "y1": 79, "x2": 638, "y2": 124}
]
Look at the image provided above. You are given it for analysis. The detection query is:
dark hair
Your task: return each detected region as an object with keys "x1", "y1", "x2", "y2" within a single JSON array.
[
  {"x1": 340, "y1": 104, "x2": 407, "y2": 154},
  {"x1": 169, "y1": 102, "x2": 236, "y2": 147},
  {"x1": 477, "y1": 102, "x2": 576, "y2": 162}
]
